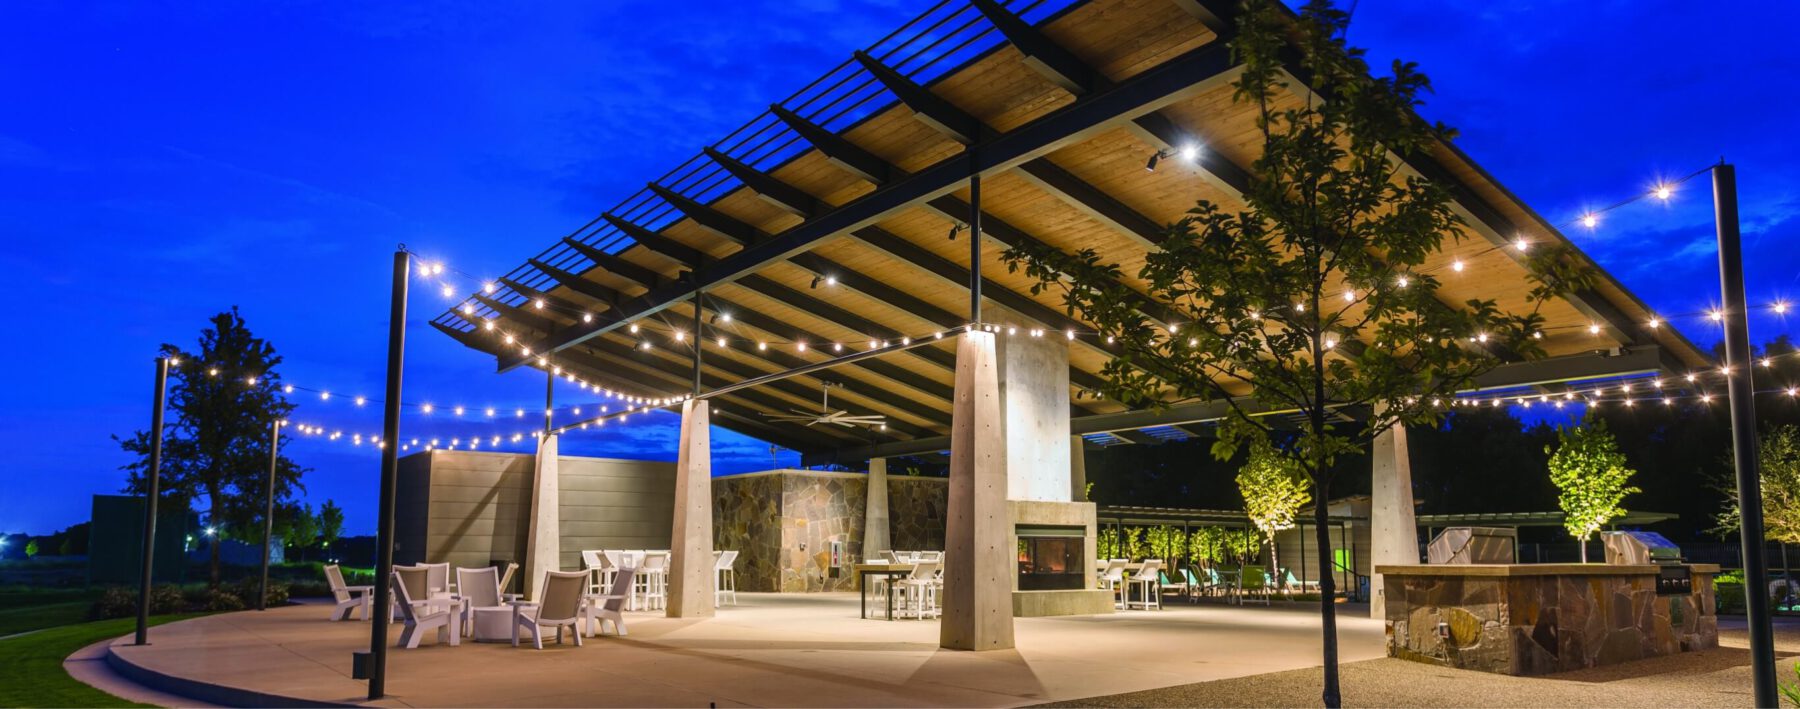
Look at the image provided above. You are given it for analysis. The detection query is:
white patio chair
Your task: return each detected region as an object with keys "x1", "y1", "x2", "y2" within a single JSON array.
[
  {"x1": 890, "y1": 560, "x2": 940, "y2": 619},
  {"x1": 390, "y1": 563, "x2": 427, "y2": 620},
  {"x1": 584, "y1": 567, "x2": 637, "y2": 637},
  {"x1": 456, "y1": 566, "x2": 505, "y2": 637},
  {"x1": 497, "y1": 562, "x2": 519, "y2": 598},
  {"x1": 640, "y1": 551, "x2": 670, "y2": 611},
  {"x1": 713, "y1": 550, "x2": 739, "y2": 606},
  {"x1": 1100, "y1": 560, "x2": 1129, "y2": 609},
  {"x1": 394, "y1": 566, "x2": 459, "y2": 648},
  {"x1": 324, "y1": 564, "x2": 372, "y2": 621},
  {"x1": 511, "y1": 570, "x2": 588, "y2": 649},
  {"x1": 1126, "y1": 560, "x2": 1163, "y2": 610},
  {"x1": 580, "y1": 550, "x2": 606, "y2": 594},
  {"x1": 423, "y1": 562, "x2": 452, "y2": 596}
]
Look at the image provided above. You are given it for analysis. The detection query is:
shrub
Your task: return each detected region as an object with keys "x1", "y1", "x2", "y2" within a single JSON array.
[
  {"x1": 89, "y1": 587, "x2": 137, "y2": 620},
  {"x1": 200, "y1": 589, "x2": 244, "y2": 612},
  {"x1": 230, "y1": 577, "x2": 289, "y2": 607},
  {"x1": 150, "y1": 585, "x2": 187, "y2": 614}
]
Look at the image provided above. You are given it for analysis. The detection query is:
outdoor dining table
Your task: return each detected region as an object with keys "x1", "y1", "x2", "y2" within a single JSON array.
[{"x1": 853, "y1": 562, "x2": 915, "y2": 620}]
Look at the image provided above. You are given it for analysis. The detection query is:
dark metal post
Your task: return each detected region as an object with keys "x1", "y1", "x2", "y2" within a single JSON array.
[
  {"x1": 544, "y1": 369, "x2": 555, "y2": 434},
  {"x1": 258, "y1": 418, "x2": 279, "y2": 611},
  {"x1": 1716, "y1": 162, "x2": 1776, "y2": 706},
  {"x1": 691, "y1": 292, "x2": 704, "y2": 395},
  {"x1": 368, "y1": 250, "x2": 409, "y2": 700},
  {"x1": 134, "y1": 356, "x2": 170, "y2": 646},
  {"x1": 968, "y1": 155, "x2": 982, "y2": 324}
]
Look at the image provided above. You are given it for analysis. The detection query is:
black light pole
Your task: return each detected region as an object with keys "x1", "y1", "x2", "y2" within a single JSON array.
[
  {"x1": 1715, "y1": 162, "x2": 1776, "y2": 707},
  {"x1": 257, "y1": 418, "x2": 280, "y2": 611},
  {"x1": 133, "y1": 356, "x2": 170, "y2": 646},
  {"x1": 968, "y1": 153, "x2": 982, "y2": 324},
  {"x1": 368, "y1": 249, "x2": 409, "y2": 701},
  {"x1": 691, "y1": 290, "x2": 704, "y2": 395}
]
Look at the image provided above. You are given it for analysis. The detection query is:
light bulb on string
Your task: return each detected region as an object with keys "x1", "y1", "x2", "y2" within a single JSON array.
[
  {"x1": 1654, "y1": 184, "x2": 1673, "y2": 201},
  {"x1": 1580, "y1": 213, "x2": 1598, "y2": 229},
  {"x1": 1451, "y1": 260, "x2": 1465, "y2": 273}
]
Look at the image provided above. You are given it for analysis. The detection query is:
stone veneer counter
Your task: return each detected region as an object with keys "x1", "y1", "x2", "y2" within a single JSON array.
[{"x1": 1375, "y1": 563, "x2": 1719, "y2": 676}]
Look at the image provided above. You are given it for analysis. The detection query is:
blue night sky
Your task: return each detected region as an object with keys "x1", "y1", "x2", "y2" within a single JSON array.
[{"x1": 3, "y1": 1, "x2": 1797, "y2": 535}]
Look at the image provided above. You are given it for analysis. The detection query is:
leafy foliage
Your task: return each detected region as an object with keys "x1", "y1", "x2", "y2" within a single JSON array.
[
  {"x1": 1713, "y1": 425, "x2": 1800, "y2": 544},
  {"x1": 1145, "y1": 525, "x2": 1184, "y2": 561},
  {"x1": 115, "y1": 308, "x2": 307, "y2": 586},
  {"x1": 1238, "y1": 442, "x2": 1312, "y2": 543},
  {"x1": 1546, "y1": 416, "x2": 1640, "y2": 558},
  {"x1": 1188, "y1": 526, "x2": 1228, "y2": 566},
  {"x1": 999, "y1": 2, "x2": 1583, "y2": 702}
]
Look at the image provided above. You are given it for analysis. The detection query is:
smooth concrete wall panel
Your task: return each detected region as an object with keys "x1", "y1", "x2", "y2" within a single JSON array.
[{"x1": 995, "y1": 332, "x2": 1072, "y2": 503}]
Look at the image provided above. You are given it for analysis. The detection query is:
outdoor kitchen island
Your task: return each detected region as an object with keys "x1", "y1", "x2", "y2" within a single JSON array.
[{"x1": 1375, "y1": 562, "x2": 1721, "y2": 675}]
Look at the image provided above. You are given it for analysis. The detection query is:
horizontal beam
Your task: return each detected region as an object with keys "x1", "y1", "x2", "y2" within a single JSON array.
[
  {"x1": 852, "y1": 50, "x2": 986, "y2": 145},
  {"x1": 802, "y1": 345, "x2": 1674, "y2": 464},
  {"x1": 769, "y1": 104, "x2": 893, "y2": 185},
  {"x1": 704, "y1": 147, "x2": 821, "y2": 218},
  {"x1": 971, "y1": 0, "x2": 1104, "y2": 96},
  {"x1": 561, "y1": 238, "x2": 670, "y2": 290},
  {"x1": 647, "y1": 184, "x2": 764, "y2": 246}
]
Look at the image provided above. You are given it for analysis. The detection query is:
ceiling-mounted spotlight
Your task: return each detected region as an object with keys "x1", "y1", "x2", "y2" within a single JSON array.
[
  {"x1": 810, "y1": 275, "x2": 822, "y2": 289},
  {"x1": 1146, "y1": 149, "x2": 1173, "y2": 172},
  {"x1": 948, "y1": 223, "x2": 965, "y2": 241}
]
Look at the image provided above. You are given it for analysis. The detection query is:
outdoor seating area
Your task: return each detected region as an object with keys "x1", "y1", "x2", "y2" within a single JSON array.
[
  {"x1": 1096, "y1": 561, "x2": 1337, "y2": 610},
  {"x1": 854, "y1": 550, "x2": 946, "y2": 621}
]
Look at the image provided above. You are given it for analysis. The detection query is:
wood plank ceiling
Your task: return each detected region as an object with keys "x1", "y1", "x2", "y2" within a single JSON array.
[{"x1": 432, "y1": 0, "x2": 1710, "y2": 457}]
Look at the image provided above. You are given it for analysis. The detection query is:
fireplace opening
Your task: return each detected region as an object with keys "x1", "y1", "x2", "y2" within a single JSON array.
[{"x1": 1017, "y1": 525, "x2": 1086, "y2": 591}]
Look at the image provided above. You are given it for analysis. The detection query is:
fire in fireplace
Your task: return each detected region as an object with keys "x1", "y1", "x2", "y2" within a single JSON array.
[{"x1": 1017, "y1": 526, "x2": 1086, "y2": 591}]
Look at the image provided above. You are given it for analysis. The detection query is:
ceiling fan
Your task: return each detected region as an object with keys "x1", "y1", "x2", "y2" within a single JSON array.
[{"x1": 763, "y1": 382, "x2": 887, "y2": 429}]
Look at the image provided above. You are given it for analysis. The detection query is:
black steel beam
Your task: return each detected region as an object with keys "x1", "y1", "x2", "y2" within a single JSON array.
[
  {"x1": 704, "y1": 292, "x2": 955, "y2": 402},
  {"x1": 580, "y1": 333, "x2": 939, "y2": 438},
  {"x1": 506, "y1": 272, "x2": 609, "y2": 312},
  {"x1": 704, "y1": 147, "x2": 821, "y2": 218},
  {"x1": 602, "y1": 213, "x2": 710, "y2": 266},
  {"x1": 647, "y1": 184, "x2": 764, "y2": 246},
  {"x1": 474, "y1": 293, "x2": 559, "y2": 334},
  {"x1": 1016, "y1": 158, "x2": 1165, "y2": 246},
  {"x1": 504, "y1": 39, "x2": 1238, "y2": 370},
  {"x1": 769, "y1": 104, "x2": 894, "y2": 185},
  {"x1": 737, "y1": 273, "x2": 961, "y2": 374},
  {"x1": 852, "y1": 50, "x2": 987, "y2": 145},
  {"x1": 970, "y1": 0, "x2": 1105, "y2": 96},
  {"x1": 804, "y1": 344, "x2": 1675, "y2": 464},
  {"x1": 561, "y1": 237, "x2": 670, "y2": 289}
]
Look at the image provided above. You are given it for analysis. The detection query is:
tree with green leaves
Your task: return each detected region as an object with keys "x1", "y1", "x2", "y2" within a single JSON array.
[
  {"x1": 1238, "y1": 441, "x2": 1312, "y2": 577},
  {"x1": 1713, "y1": 425, "x2": 1800, "y2": 546},
  {"x1": 1145, "y1": 525, "x2": 1183, "y2": 562},
  {"x1": 1122, "y1": 526, "x2": 1147, "y2": 562},
  {"x1": 999, "y1": 3, "x2": 1583, "y2": 703},
  {"x1": 1546, "y1": 416, "x2": 1640, "y2": 562},
  {"x1": 1096, "y1": 526, "x2": 1121, "y2": 560},
  {"x1": 117, "y1": 308, "x2": 307, "y2": 587},
  {"x1": 278, "y1": 503, "x2": 320, "y2": 561},
  {"x1": 318, "y1": 499, "x2": 345, "y2": 550},
  {"x1": 1189, "y1": 526, "x2": 1227, "y2": 567}
]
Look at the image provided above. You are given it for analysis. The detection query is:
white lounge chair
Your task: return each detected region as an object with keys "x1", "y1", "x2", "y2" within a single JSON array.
[
  {"x1": 1126, "y1": 560, "x2": 1163, "y2": 610},
  {"x1": 639, "y1": 551, "x2": 669, "y2": 611},
  {"x1": 324, "y1": 564, "x2": 372, "y2": 621},
  {"x1": 497, "y1": 562, "x2": 519, "y2": 597},
  {"x1": 713, "y1": 550, "x2": 739, "y2": 606},
  {"x1": 1100, "y1": 561, "x2": 1129, "y2": 609},
  {"x1": 511, "y1": 570, "x2": 587, "y2": 649},
  {"x1": 456, "y1": 566, "x2": 505, "y2": 637},
  {"x1": 393, "y1": 566, "x2": 459, "y2": 648},
  {"x1": 423, "y1": 562, "x2": 452, "y2": 596},
  {"x1": 584, "y1": 567, "x2": 636, "y2": 637}
]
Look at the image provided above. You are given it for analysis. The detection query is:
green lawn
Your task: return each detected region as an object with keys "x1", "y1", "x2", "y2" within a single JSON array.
[
  {"x1": 0, "y1": 615, "x2": 198, "y2": 709},
  {"x1": 0, "y1": 590, "x2": 103, "y2": 637}
]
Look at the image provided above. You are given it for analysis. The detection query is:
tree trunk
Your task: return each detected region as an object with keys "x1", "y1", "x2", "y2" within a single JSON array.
[
  {"x1": 1313, "y1": 475, "x2": 1340, "y2": 707},
  {"x1": 1579, "y1": 534, "x2": 1589, "y2": 564},
  {"x1": 207, "y1": 484, "x2": 222, "y2": 589},
  {"x1": 1268, "y1": 534, "x2": 1280, "y2": 591}
]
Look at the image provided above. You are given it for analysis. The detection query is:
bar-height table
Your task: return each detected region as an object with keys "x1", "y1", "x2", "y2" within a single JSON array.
[{"x1": 853, "y1": 563, "x2": 915, "y2": 620}]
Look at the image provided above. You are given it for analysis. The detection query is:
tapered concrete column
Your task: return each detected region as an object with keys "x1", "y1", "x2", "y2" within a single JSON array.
[
  {"x1": 1369, "y1": 423, "x2": 1417, "y2": 619},
  {"x1": 522, "y1": 433, "x2": 560, "y2": 599},
  {"x1": 667, "y1": 399, "x2": 714, "y2": 618},
  {"x1": 941, "y1": 331, "x2": 1014, "y2": 651},
  {"x1": 1070, "y1": 436, "x2": 1088, "y2": 501},
  {"x1": 864, "y1": 458, "x2": 890, "y2": 560}
]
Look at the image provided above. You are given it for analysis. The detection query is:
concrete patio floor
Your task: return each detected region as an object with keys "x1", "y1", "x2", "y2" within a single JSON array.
[{"x1": 101, "y1": 592, "x2": 1385, "y2": 707}]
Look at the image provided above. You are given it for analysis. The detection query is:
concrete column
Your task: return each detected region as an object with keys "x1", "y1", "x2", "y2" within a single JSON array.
[
  {"x1": 667, "y1": 399, "x2": 714, "y2": 618},
  {"x1": 1070, "y1": 435, "x2": 1088, "y2": 502},
  {"x1": 996, "y1": 333, "x2": 1071, "y2": 502},
  {"x1": 941, "y1": 331, "x2": 1014, "y2": 651},
  {"x1": 522, "y1": 433, "x2": 560, "y2": 600},
  {"x1": 1369, "y1": 422, "x2": 1417, "y2": 619},
  {"x1": 864, "y1": 458, "x2": 890, "y2": 561}
]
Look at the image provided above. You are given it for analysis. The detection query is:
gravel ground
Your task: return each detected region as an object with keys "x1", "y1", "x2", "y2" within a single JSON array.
[{"x1": 1038, "y1": 618, "x2": 1800, "y2": 708}]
